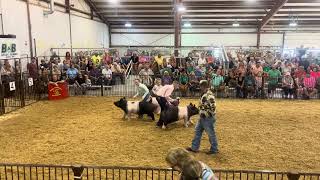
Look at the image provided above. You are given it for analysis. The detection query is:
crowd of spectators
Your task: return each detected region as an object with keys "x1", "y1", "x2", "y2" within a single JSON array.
[
  {"x1": 1, "y1": 47, "x2": 319, "y2": 99},
  {"x1": 132, "y1": 49, "x2": 320, "y2": 100}
]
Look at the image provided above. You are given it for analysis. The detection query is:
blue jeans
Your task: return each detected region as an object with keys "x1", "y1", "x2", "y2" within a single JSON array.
[{"x1": 191, "y1": 116, "x2": 218, "y2": 153}]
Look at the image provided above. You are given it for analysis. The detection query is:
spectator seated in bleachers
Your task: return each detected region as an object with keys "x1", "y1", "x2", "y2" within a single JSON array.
[
  {"x1": 155, "y1": 53, "x2": 164, "y2": 70},
  {"x1": 91, "y1": 52, "x2": 102, "y2": 67},
  {"x1": 74, "y1": 74, "x2": 91, "y2": 94},
  {"x1": 152, "y1": 78, "x2": 162, "y2": 96},
  {"x1": 52, "y1": 65, "x2": 62, "y2": 81},
  {"x1": 282, "y1": 72, "x2": 294, "y2": 99},
  {"x1": 179, "y1": 69, "x2": 189, "y2": 97},
  {"x1": 66, "y1": 63, "x2": 79, "y2": 84},
  {"x1": 49, "y1": 74, "x2": 64, "y2": 86},
  {"x1": 267, "y1": 65, "x2": 282, "y2": 99},
  {"x1": 101, "y1": 65, "x2": 112, "y2": 86},
  {"x1": 211, "y1": 69, "x2": 225, "y2": 97},
  {"x1": 243, "y1": 70, "x2": 256, "y2": 99},
  {"x1": 89, "y1": 64, "x2": 102, "y2": 85},
  {"x1": 65, "y1": 52, "x2": 72, "y2": 65},
  {"x1": 160, "y1": 62, "x2": 172, "y2": 76},
  {"x1": 111, "y1": 62, "x2": 125, "y2": 85},
  {"x1": 162, "y1": 71, "x2": 172, "y2": 85},
  {"x1": 139, "y1": 64, "x2": 154, "y2": 89},
  {"x1": 1, "y1": 60, "x2": 14, "y2": 82},
  {"x1": 186, "y1": 62, "x2": 194, "y2": 75},
  {"x1": 188, "y1": 71, "x2": 200, "y2": 96},
  {"x1": 131, "y1": 52, "x2": 139, "y2": 75},
  {"x1": 224, "y1": 70, "x2": 237, "y2": 97},
  {"x1": 27, "y1": 57, "x2": 39, "y2": 80},
  {"x1": 301, "y1": 73, "x2": 317, "y2": 99}
]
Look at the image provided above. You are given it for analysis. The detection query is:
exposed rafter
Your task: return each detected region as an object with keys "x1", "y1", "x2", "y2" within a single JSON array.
[
  {"x1": 83, "y1": 0, "x2": 110, "y2": 26},
  {"x1": 258, "y1": 0, "x2": 289, "y2": 30}
]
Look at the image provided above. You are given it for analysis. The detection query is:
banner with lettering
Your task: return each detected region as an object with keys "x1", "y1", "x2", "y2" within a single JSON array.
[{"x1": 0, "y1": 38, "x2": 20, "y2": 59}]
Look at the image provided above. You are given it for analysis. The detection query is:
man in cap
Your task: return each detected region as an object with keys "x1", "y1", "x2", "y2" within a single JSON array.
[{"x1": 187, "y1": 80, "x2": 219, "y2": 155}]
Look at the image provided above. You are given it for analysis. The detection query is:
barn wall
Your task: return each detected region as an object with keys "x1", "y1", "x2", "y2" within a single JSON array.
[
  {"x1": 1, "y1": 0, "x2": 109, "y2": 57},
  {"x1": 284, "y1": 33, "x2": 320, "y2": 49},
  {"x1": 111, "y1": 29, "x2": 318, "y2": 49},
  {"x1": 111, "y1": 32, "x2": 284, "y2": 47}
]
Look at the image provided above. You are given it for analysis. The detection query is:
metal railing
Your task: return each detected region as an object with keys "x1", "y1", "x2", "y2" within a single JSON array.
[{"x1": 0, "y1": 163, "x2": 319, "y2": 180}]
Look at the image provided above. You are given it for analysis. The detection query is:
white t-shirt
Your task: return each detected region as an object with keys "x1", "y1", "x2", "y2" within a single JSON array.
[
  {"x1": 198, "y1": 58, "x2": 207, "y2": 66},
  {"x1": 102, "y1": 68, "x2": 112, "y2": 78}
]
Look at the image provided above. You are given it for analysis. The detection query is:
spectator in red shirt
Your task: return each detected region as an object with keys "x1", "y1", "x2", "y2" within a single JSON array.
[
  {"x1": 27, "y1": 57, "x2": 39, "y2": 80},
  {"x1": 302, "y1": 73, "x2": 317, "y2": 99}
]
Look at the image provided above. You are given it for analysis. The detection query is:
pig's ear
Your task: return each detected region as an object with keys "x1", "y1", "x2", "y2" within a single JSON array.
[{"x1": 123, "y1": 97, "x2": 126, "y2": 99}]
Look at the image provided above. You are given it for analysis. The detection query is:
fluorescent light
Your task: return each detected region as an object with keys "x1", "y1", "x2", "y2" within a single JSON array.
[
  {"x1": 289, "y1": 22, "x2": 297, "y2": 27},
  {"x1": 125, "y1": 23, "x2": 132, "y2": 27},
  {"x1": 109, "y1": 0, "x2": 118, "y2": 3},
  {"x1": 178, "y1": 6, "x2": 186, "y2": 12},
  {"x1": 184, "y1": 23, "x2": 191, "y2": 27},
  {"x1": 232, "y1": 23, "x2": 240, "y2": 27}
]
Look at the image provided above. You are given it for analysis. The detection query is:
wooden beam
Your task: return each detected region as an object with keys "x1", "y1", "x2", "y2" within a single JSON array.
[{"x1": 258, "y1": 0, "x2": 288, "y2": 30}]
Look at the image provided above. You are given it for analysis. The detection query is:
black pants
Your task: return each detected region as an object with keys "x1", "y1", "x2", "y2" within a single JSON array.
[
  {"x1": 156, "y1": 96, "x2": 168, "y2": 127},
  {"x1": 156, "y1": 96, "x2": 168, "y2": 112},
  {"x1": 283, "y1": 87, "x2": 293, "y2": 97}
]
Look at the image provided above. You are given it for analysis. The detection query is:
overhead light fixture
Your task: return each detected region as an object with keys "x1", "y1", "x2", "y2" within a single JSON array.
[
  {"x1": 125, "y1": 23, "x2": 132, "y2": 27},
  {"x1": 232, "y1": 23, "x2": 240, "y2": 27},
  {"x1": 109, "y1": 0, "x2": 118, "y2": 3},
  {"x1": 289, "y1": 22, "x2": 297, "y2": 27},
  {"x1": 178, "y1": 6, "x2": 186, "y2": 12},
  {"x1": 184, "y1": 23, "x2": 191, "y2": 27}
]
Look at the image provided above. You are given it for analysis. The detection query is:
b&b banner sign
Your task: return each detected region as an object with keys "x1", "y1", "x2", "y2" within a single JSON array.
[{"x1": 0, "y1": 37, "x2": 20, "y2": 60}]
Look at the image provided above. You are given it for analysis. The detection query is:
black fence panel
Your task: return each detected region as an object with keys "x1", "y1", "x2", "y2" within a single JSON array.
[
  {"x1": 0, "y1": 58, "x2": 44, "y2": 115},
  {"x1": 0, "y1": 164, "x2": 319, "y2": 180}
]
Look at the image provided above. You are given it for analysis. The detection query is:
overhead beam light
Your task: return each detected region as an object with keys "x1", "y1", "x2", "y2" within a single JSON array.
[
  {"x1": 289, "y1": 22, "x2": 297, "y2": 27},
  {"x1": 232, "y1": 23, "x2": 240, "y2": 27},
  {"x1": 178, "y1": 6, "x2": 186, "y2": 12},
  {"x1": 184, "y1": 23, "x2": 191, "y2": 27},
  {"x1": 109, "y1": 0, "x2": 118, "y2": 4},
  {"x1": 125, "y1": 23, "x2": 132, "y2": 27}
]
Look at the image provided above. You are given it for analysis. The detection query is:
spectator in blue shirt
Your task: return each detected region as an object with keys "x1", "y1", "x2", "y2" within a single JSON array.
[{"x1": 66, "y1": 63, "x2": 78, "y2": 84}]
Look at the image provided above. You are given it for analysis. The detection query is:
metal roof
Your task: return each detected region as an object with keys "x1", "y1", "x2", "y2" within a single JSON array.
[{"x1": 90, "y1": 0, "x2": 320, "y2": 32}]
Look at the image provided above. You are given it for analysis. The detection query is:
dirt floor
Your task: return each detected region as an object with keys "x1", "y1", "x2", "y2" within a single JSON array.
[{"x1": 0, "y1": 97, "x2": 319, "y2": 172}]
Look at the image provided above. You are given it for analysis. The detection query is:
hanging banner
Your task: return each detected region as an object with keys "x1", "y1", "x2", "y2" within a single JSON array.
[
  {"x1": 0, "y1": 38, "x2": 20, "y2": 59},
  {"x1": 9, "y1": 82, "x2": 16, "y2": 91}
]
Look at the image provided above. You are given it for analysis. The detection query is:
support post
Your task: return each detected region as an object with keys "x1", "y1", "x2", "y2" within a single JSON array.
[
  {"x1": 34, "y1": 38, "x2": 37, "y2": 57},
  {"x1": 108, "y1": 25, "x2": 111, "y2": 48},
  {"x1": 281, "y1": 32, "x2": 286, "y2": 56},
  {"x1": 26, "y1": 0, "x2": 34, "y2": 58},
  {"x1": 66, "y1": 0, "x2": 73, "y2": 56},
  {"x1": 174, "y1": 0, "x2": 181, "y2": 57},
  {"x1": 257, "y1": 31, "x2": 261, "y2": 49},
  {"x1": 65, "y1": 0, "x2": 70, "y2": 13}
]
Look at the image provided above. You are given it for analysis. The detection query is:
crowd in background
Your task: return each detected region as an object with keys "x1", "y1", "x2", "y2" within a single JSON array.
[{"x1": 1, "y1": 46, "x2": 320, "y2": 99}]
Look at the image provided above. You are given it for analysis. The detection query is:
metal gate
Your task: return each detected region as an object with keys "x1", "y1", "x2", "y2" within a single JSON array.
[{"x1": 0, "y1": 57, "x2": 42, "y2": 115}]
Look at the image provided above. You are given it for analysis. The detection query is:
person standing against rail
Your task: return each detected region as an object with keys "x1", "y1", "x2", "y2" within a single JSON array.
[{"x1": 187, "y1": 80, "x2": 219, "y2": 155}]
